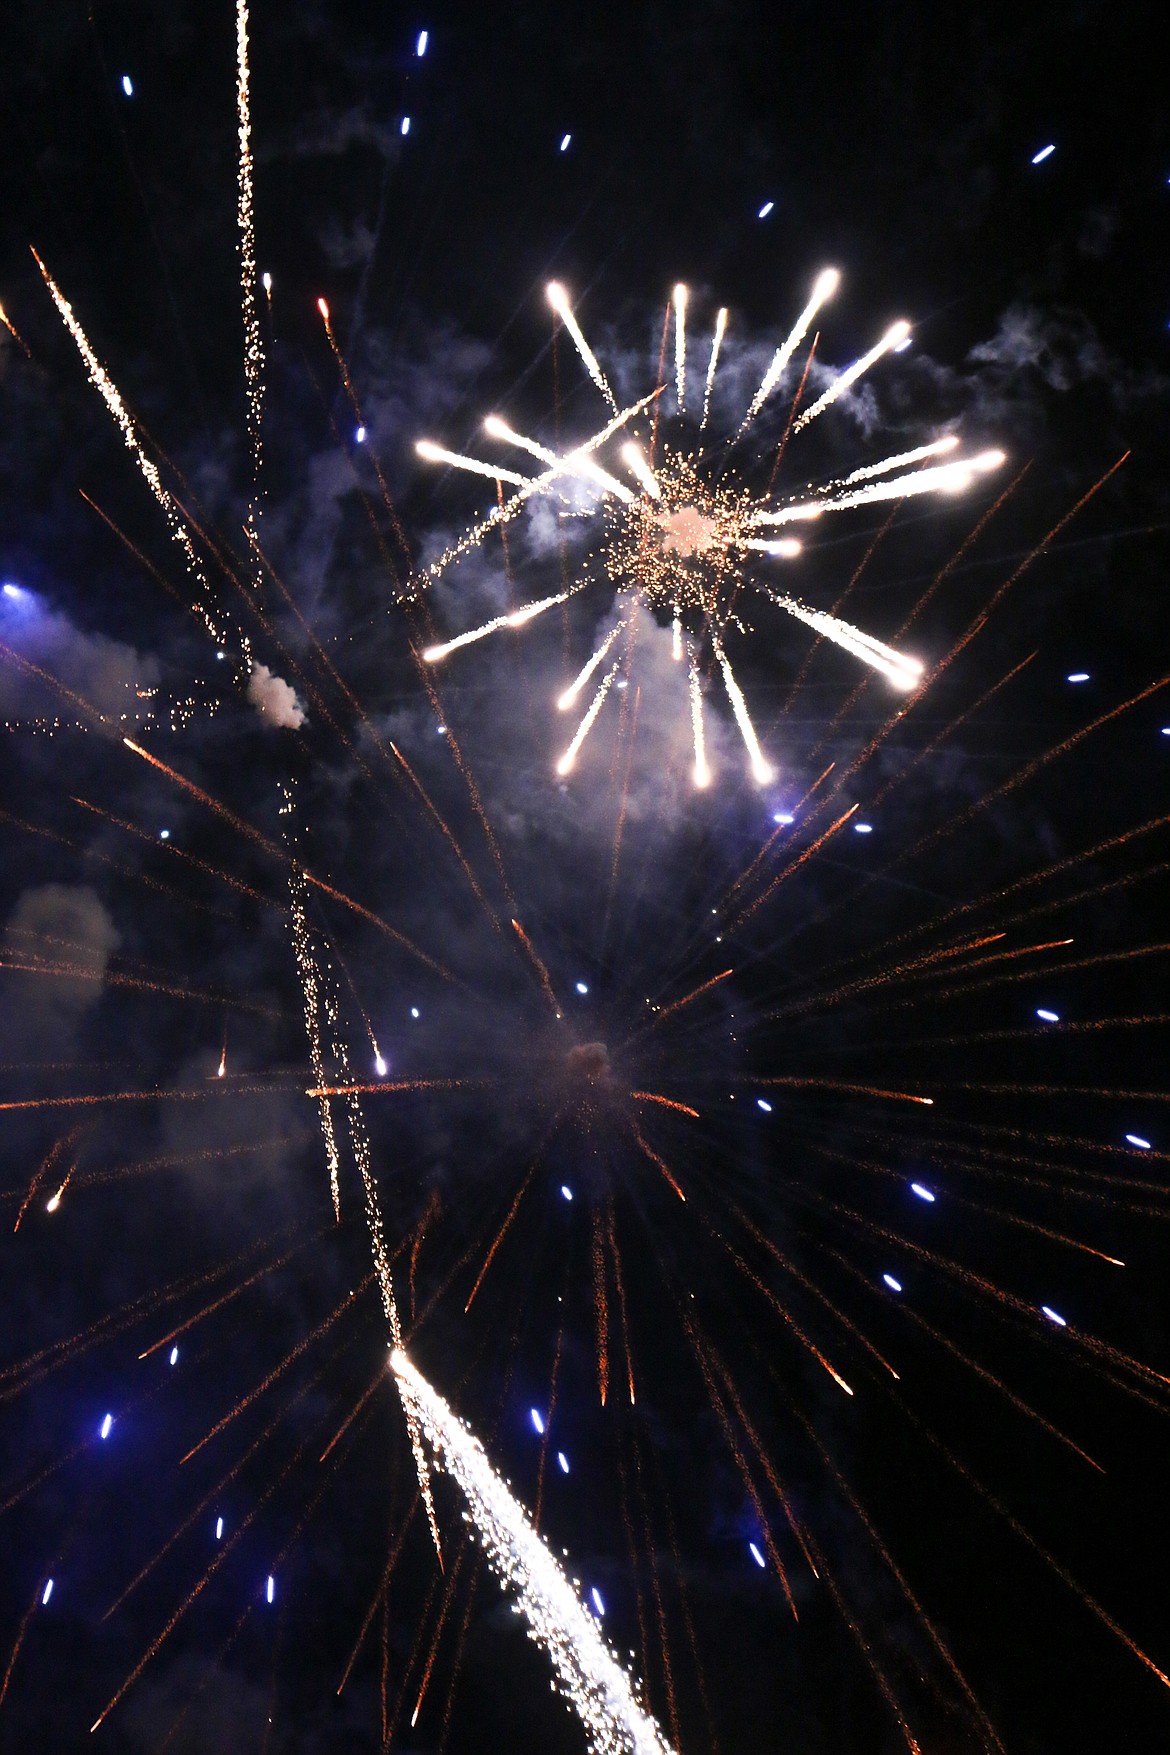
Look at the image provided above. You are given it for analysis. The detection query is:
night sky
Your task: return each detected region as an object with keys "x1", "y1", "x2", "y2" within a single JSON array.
[{"x1": 2, "y1": 3, "x2": 1170, "y2": 1751}]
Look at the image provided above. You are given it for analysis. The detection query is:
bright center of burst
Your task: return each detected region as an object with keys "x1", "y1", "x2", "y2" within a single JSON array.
[
  {"x1": 659, "y1": 505, "x2": 720, "y2": 558},
  {"x1": 605, "y1": 446, "x2": 754, "y2": 621}
]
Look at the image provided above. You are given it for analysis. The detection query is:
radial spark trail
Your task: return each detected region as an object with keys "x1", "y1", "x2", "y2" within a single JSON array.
[
  {"x1": 423, "y1": 591, "x2": 577, "y2": 664},
  {"x1": 792, "y1": 319, "x2": 911, "y2": 434},
  {"x1": 688, "y1": 642, "x2": 710, "y2": 787},
  {"x1": 741, "y1": 268, "x2": 839, "y2": 431},
  {"x1": 557, "y1": 657, "x2": 623, "y2": 775},
  {"x1": 236, "y1": 0, "x2": 265, "y2": 579},
  {"x1": 547, "y1": 282, "x2": 619, "y2": 413},
  {"x1": 712, "y1": 637, "x2": 773, "y2": 783},
  {"x1": 558, "y1": 622, "x2": 626, "y2": 711},
  {"x1": 700, "y1": 306, "x2": 728, "y2": 431},
  {"x1": 672, "y1": 284, "x2": 687, "y2": 412}
]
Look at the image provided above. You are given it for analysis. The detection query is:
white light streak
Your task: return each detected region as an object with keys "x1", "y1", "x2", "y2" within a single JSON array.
[
  {"x1": 576, "y1": 981, "x2": 589, "y2": 995},
  {"x1": 561, "y1": 1186, "x2": 574, "y2": 1201},
  {"x1": 169, "y1": 1346, "x2": 179, "y2": 1365},
  {"x1": 42, "y1": 1578, "x2": 54, "y2": 1605},
  {"x1": 546, "y1": 282, "x2": 618, "y2": 413},
  {"x1": 910, "y1": 1183, "x2": 935, "y2": 1203},
  {"x1": 700, "y1": 306, "x2": 728, "y2": 431},
  {"x1": 854, "y1": 822, "x2": 873, "y2": 834},
  {"x1": 100, "y1": 1413, "x2": 113, "y2": 1440},
  {"x1": 882, "y1": 1274, "x2": 903, "y2": 1293},
  {"x1": 266, "y1": 1574, "x2": 275, "y2": 1602},
  {"x1": 748, "y1": 1541, "x2": 766, "y2": 1568},
  {"x1": 591, "y1": 1587, "x2": 606, "y2": 1617},
  {"x1": 1031, "y1": 144, "x2": 1056, "y2": 164},
  {"x1": 558, "y1": 1452, "x2": 570, "y2": 1473},
  {"x1": 560, "y1": 133, "x2": 572, "y2": 152},
  {"x1": 401, "y1": 116, "x2": 411, "y2": 136},
  {"x1": 416, "y1": 438, "x2": 531, "y2": 489},
  {"x1": 841, "y1": 435, "x2": 960, "y2": 485},
  {"x1": 216, "y1": 1516, "x2": 224, "y2": 1540},
  {"x1": 713, "y1": 637, "x2": 773, "y2": 784},
  {"x1": 1036, "y1": 1009, "x2": 1060, "y2": 1023},
  {"x1": 688, "y1": 642, "x2": 710, "y2": 788},
  {"x1": 757, "y1": 201, "x2": 774, "y2": 219},
  {"x1": 620, "y1": 442, "x2": 661, "y2": 500},
  {"x1": 425, "y1": 590, "x2": 574, "y2": 664},
  {"x1": 741, "y1": 267, "x2": 840, "y2": 430},
  {"x1": 416, "y1": 29, "x2": 428, "y2": 55},
  {"x1": 530, "y1": 1408, "x2": 546, "y2": 1435},
  {"x1": 672, "y1": 283, "x2": 687, "y2": 411},
  {"x1": 375, "y1": 1054, "x2": 388, "y2": 1077},
  {"x1": 753, "y1": 450, "x2": 1006, "y2": 524},
  {"x1": 1126, "y1": 1134, "x2": 1152, "y2": 1150},
  {"x1": 1041, "y1": 1306, "x2": 1067, "y2": 1327},
  {"x1": 391, "y1": 1350, "x2": 675, "y2": 1755},
  {"x1": 1067, "y1": 672, "x2": 1090, "y2": 683},
  {"x1": 558, "y1": 624, "x2": 625, "y2": 712},
  {"x1": 741, "y1": 536, "x2": 802, "y2": 557},
  {"x1": 792, "y1": 319, "x2": 911, "y2": 434},
  {"x1": 763, "y1": 589, "x2": 923, "y2": 690},
  {"x1": 236, "y1": 0, "x2": 265, "y2": 514},
  {"x1": 121, "y1": 74, "x2": 133, "y2": 96},
  {"x1": 487, "y1": 415, "x2": 632, "y2": 502},
  {"x1": 556, "y1": 658, "x2": 622, "y2": 776}
]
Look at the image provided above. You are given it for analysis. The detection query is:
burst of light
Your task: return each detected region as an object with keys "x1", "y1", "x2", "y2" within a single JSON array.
[
  {"x1": 169, "y1": 1346, "x2": 179, "y2": 1365},
  {"x1": 560, "y1": 1186, "x2": 573, "y2": 1201},
  {"x1": 854, "y1": 822, "x2": 873, "y2": 834},
  {"x1": 748, "y1": 1541, "x2": 766, "y2": 1568},
  {"x1": 100, "y1": 1413, "x2": 113, "y2": 1440},
  {"x1": 1036, "y1": 1008, "x2": 1060, "y2": 1022},
  {"x1": 530, "y1": 1408, "x2": 546, "y2": 1435},
  {"x1": 401, "y1": 116, "x2": 411, "y2": 136},
  {"x1": 216, "y1": 1516, "x2": 224, "y2": 1540},
  {"x1": 266, "y1": 1574, "x2": 275, "y2": 1603},
  {"x1": 374, "y1": 1055, "x2": 388, "y2": 1077},
  {"x1": 560, "y1": 133, "x2": 572, "y2": 152},
  {"x1": 1031, "y1": 143, "x2": 1056, "y2": 164},
  {"x1": 910, "y1": 1183, "x2": 935, "y2": 1203},
  {"x1": 757, "y1": 200, "x2": 774, "y2": 218},
  {"x1": 883, "y1": 1274, "x2": 903, "y2": 1292},
  {"x1": 42, "y1": 1579, "x2": 54, "y2": 1605},
  {"x1": 575, "y1": 981, "x2": 589, "y2": 995},
  {"x1": 1067, "y1": 671, "x2": 1090, "y2": 683},
  {"x1": 416, "y1": 28, "x2": 428, "y2": 55},
  {"x1": 391, "y1": 1351, "x2": 674, "y2": 1755},
  {"x1": 121, "y1": 74, "x2": 133, "y2": 96},
  {"x1": 355, "y1": 425, "x2": 367, "y2": 443},
  {"x1": 1041, "y1": 1306, "x2": 1067, "y2": 1327},
  {"x1": 46, "y1": 1189, "x2": 63, "y2": 1213},
  {"x1": 557, "y1": 1452, "x2": 570, "y2": 1473},
  {"x1": 757, "y1": 1099, "x2": 773, "y2": 1113},
  {"x1": 1126, "y1": 1134, "x2": 1152, "y2": 1150}
]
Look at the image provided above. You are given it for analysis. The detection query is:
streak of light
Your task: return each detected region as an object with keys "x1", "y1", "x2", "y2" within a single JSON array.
[
  {"x1": 591, "y1": 1587, "x2": 606, "y2": 1616},
  {"x1": 391, "y1": 1351, "x2": 675, "y2": 1755},
  {"x1": 511, "y1": 918, "x2": 562, "y2": 1015},
  {"x1": 841, "y1": 436, "x2": 960, "y2": 484},
  {"x1": 730, "y1": 803, "x2": 859, "y2": 927},
  {"x1": 700, "y1": 306, "x2": 728, "y2": 430},
  {"x1": 748, "y1": 1542, "x2": 766, "y2": 1568},
  {"x1": 15, "y1": 1125, "x2": 85, "y2": 1232},
  {"x1": 910, "y1": 1183, "x2": 936, "y2": 1202},
  {"x1": 401, "y1": 116, "x2": 411, "y2": 136},
  {"x1": 1031, "y1": 143, "x2": 1056, "y2": 163},
  {"x1": 630, "y1": 1124, "x2": 687, "y2": 1203},
  {"x1": 1036, "y1": 1008, "x2": 1060, "y2": 1022},
  {"x1": 740, "y1": 536, "x2": 802, "y2": 556},
  {"x1": 236, "y1": 0, "x2": 265, "y2": 570},
  {"x1": 792, "y1": 320, "x2": 911, "y2": 434},
  {"x1": 687, "y1": 641, "x2": 709, "y2": 787},
  {"x1": 266, "y1": 1575, "x2": 275, "y2": 1603},
  {"x1": 712, "y1": 635, "x2": 773, "y2": 783},
  {"x1": 416, "y1": 29, "x2": 428, "y2": 54},
  {"x1": 755, "y1": 451, "x2": 1006, "y2": 524},
  {"x1": 561, "y1": 1186, "x2": 573, "y2": 1201},
  {"x1": 1041, "y1": 1307, "x2": 1067, "y2": 1327},
  {"x1": 629, "y1": 1092, "x2": 700, "y2": 1119},
  {"x1": 121, "y1": 73, "x2": 133, "y2": 95},
  {"x1": 100, "y1": 1413, "x2": 113, "y2": 1440},
  {"x1": 423, "y1": 589, "x2": 575, "y2": 663},
  {"x1": 748, "y1": 1076, "x2": 934, "y2": 1107},
  {"x1": 531, "y1": 1408, "x2": 545, "y2": 1435},
  {"x1": 560, "y1": 132, "x2": 571, "y2": 151},
  {"x1": 653, "y1": 968, "x2": 733, "y2": 1023},
  {"x1": 741, "y1": 267, "x2": 839, "y2": 430},
  {"x1": 556, "y1": 656, "x2": 622, "y2": 775},
  {"x1": 620, "y1": 441, "x2": 661, "y2": 499},
  {"x1": 138, "y1": 1234, "x2": 312, "y2": 1360},
  {"x1": 762, "y1": 589, "x2": 923, "y2": 689},
  {"x1": 485, "y1": 415, "x2": 633, "y2": 501},
  {"x1": 415, "y1": 438, "x2": 531, "y2": 488},
  {"x1": 672, "y1": 283, "x2": 687, "y2": 410},
  {"x1": 557, "y1": 622, "x2": 626, "y2": 711},
  {"x1": 546, "y1": 282, "x2": 619, "y2": 414},
  {"x1": 757, "y1": 200, "x2": 773, "y2": 218},
  {"x1": 883, "y1": 1274, "x2": 902, "y2": 1292},
  {"x1": 1067, "y1": 671, "x2": 1090, "y2": 682},
  {"x1": 0, "y1": 302, "x2": 32, "y2": 356},
  {"x1": 169, "y1": 1346, "x2": 179, "y2": 1365},
  {"x1": 1126, "y1": 1134, "x2": 1152, "y2": 1150},
  {"x1": 389, "y1": 740, "x2": 497, "y2": 922},
  {"x1": 42, "y1": 1580, "x2": 53, "y2": 1605},
  {"x1": 558, "y1": 1452, "x2": 570, "y2": 1473}
]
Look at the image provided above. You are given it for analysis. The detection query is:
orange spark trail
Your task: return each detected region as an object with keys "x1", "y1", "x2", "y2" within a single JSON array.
[
  {"x1": 335, "y1": 1500, "x2": 420, "y2": 1696},
  {"x1": 653, "y1": 968, "x2": 733, "y2": 1023},
  {"x1": 0, "y1": 955, "x2": 279, "y2": 1018},
  {"x1": 894, "y1": 462, "x2": 1032, "y2": 638},
  {"x1": 591, "y1": 1207, "x2": 610, "y2": 1407},
  {"x1": 608, "y1": 1202, "x2": 637, "y2": 1405},
  {"x1": 71, "y1": 795, "x2": 277, "y2": 909},
  {"x1": 763, "y1": 930, "x2": 1008, "y2": 1021},
  {"x1": 410, "y1": 1544, "x2": 469, "y2": 1730},
  {"x1": 415, "y1": 664, "x2": 515, "y2": 907},
  {"x1": 305, "y1": 1077, "x2": 481, "y2": 1100},
  {"x1": 0, "y1": 1580, "x2": 41, "y2": 1708},
  {"x1": 629, "y1": 1092, "x2": 699, "y2": 1120},
  {"x1": 0, "y1": 637, "x2": 111, "y2": 731},
  {"x1": 318, "y1": 298, "x2": 412, "y2": 570},
  {"x1": 0, "y1": 1080, "x2": 298, "y2": 1116},
  {"x1": 0, "y1": 300, "x2": 32, "y2": 356},
  {"x1": 389, "y1": 740, "x2": 497, "y2": 924},
  {"x1": 720, "y1": 1236, "x2": 855, "y2": 1397},
  {"x1": 14, "y1": 1125, "x2": 85, "y2": 1232},
  {"x1": 534, "y1": 1319, "x2": 566, "y2": 1530},
  {"x1": 464, "y1": 1160, "x2": 540, "y2": 1312},
  {"x1": 732, "y1": 804, "x2": 858, "y2": 928},
  {"x1": 630, "y1": 1123, "x2": 688, "y2": 1202},
  {"x1": 749, "y1": 1077, "x2": 934, "y2": 1106},
  {"x1": 510, "y1": 918, "x2": 561, "y2": 1014},
  {"x1": 139, "y1": 1236, "x2": 313, "y2": 1359},
  {"x1": 782, "y1": 498, "x2": 901, "y2": 718}
]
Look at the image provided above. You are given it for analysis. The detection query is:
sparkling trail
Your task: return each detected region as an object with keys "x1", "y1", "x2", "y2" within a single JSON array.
[
  {"x1": 792, "y1": 320, "x2": 911, "y2": 434},
  {"x1": 424, "y1": 590, "x2": 576, "y2": 663},
  {"x1": 841, "y1": 435, "x2": 960, "y2": 484},
  {"x1": 511, "y1": 918, "x2": 561, "y2": 1015},
  {"x1": 629, "y1": 1092, "x2": 700, "y2": 1119},
  {"x1": 558, "y1": 622, "x2": 626, "y2": 712},
  {"x1": 712, "y1": 635, "x2": 773, "y2": 783},
  {"x1": 741, "y1": 267, "x2": 840, "y2": 431},
  {"x1": 546, "y1": 281, "x2": 619, "y2": 414},
  {"x1": 687, "y1": 641, "x2": 709, "y2": 787},
  {"x1": 754, "y1": 450, "x2": 1005, "y2": 521},
  {"x1": 672, "y1": 283, "x2": 687, "y2": 411},
  {"x1": 699, "y1": 306, "x2": 728, "y2": 431},
  {"x1": 236, "y1": 0, "x2": 265, "y2": 579},
  {"x1": 630, "y1": 1125, "x2": 687, "y2": 1203},
  {"x1": 485, "y1": 416, "x2": 633, "y2": 502},
  {"x1": 391, "y1": 1350, "x2": 675, "y2": 1755},
  {"x1": 762, "y1": 590, "x2": 923, "y2": 689},
  {"x1": 556, "y1": 657, "x2": 622, "y2": 775},
  {"x1": 415, "y1": 439, "x2": 532, "y2": 489}
]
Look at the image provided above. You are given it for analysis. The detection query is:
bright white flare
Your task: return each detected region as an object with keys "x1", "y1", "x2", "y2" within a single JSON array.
[
  {"x1": 672, "y1": 283, "x2": 688, "y2": 411},
  {"x1": 765, "y1": 589, "x2": 923, "y2": 689},
  {"x1": 487, "y1": 416, "x2": 632, "y2": 502},
  {"x1": 792, "y1": 319, "x2": 911, "y2": 434},
  {"x1": 688, "y1": 643, "x2": 710, "y2": 788},
  {"x1": 416, "y1": 439, "x2": 531, "y2": 489},
  {"x1": 557, "y1": 657, "x2": 622, "y2": 775},
  {"x1": 424, "y1": 591, "x2": 575, "y2": 664},
  {"x1": 741, "y1": 536, "x2": 802, "y2": 557},
  {"x1": 547, "y1": 282, "x2": 619, "y2": 413},
  {"x1": 700, "y1": 306, "x2": 728, "y2": 431},
  {"x1": 391, "y1": 1350, "x2": 674, "y2": 1755},
  {"x1": 558, "y1": 621, "x2": 626, "y2": 711},
  {"x1": 842, "y1": 435, "x2": 960, "y2": 485},
  {"x1": 620, "y1": 442, "x2": 662, "y2": 500},
  {"x1": 713, "y1": 637, "x2": 773, "y2": 783},
  {"x1": 741, "y1": 267, "x2": 840, "y2": 430},
  {"x1": 753, "y1": 450, "x2": 1006, "y2": 524}
]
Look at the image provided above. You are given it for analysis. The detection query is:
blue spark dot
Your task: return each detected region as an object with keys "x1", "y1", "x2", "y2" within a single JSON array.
[
  {"x1": 854, "y1": 822, "x2": 873, "y2": 834},
  {"x1": 416, "y1": 29, "x2": 428, "y2": 56},
  {"x1": 772, "y1": 811, "x2": 794, "y2": 825},
  {"x1": 560, "y1": 133, "x2": 572, "y2": 152},
  {"x1": 893, "y1": 335, "x2": 912, "y2": 352},
  {"x1": 1041, "y1": 1305, "x2": 1067, "y2": 1327},
  {"x1": 557, "y1": 1451, "x2": 569, "y2": 1474},
  {"x1": 530, "y1": 1408, "x2": 545, "y2": 1436},
  {"x1": 100, "y1": 1413, "x2": 113, "y2": 1440},
  {"x1": 882, "y1": 1273, "x2": 903, "y2": 1292},
  {"x1": 216, "y1": 650, "x2": 226, "y2": 660},
  {"x1": 121, "y1": 74, "x2": 134, "y2": 97},
  {"x1": 3, "y1": 582, "x2": 27, "y2": 600},
  {"x1": 215, "y1": 1516, "x2": 224, "y2": 1540},
  {"x1": 401, "y1": 116, "x2": 411, "y2": 136},
  {"x1": 159, "y1": 829, "x2": 170, "y2": 840},
  {"x1": 756, "y1": 1098, "x2": 773, "y2": 1113},
  {"x1": 1036, "y1": 1009, "x2": 1059, "y2": 1022},
  {"x1": 436, "y1": 723, "x2": 446, "y2": 734},
  {"x1": 591, "y1": 1587, "x2": 605, "y2": 1615},
  {"x1": 748, "y1": 1541, "x2": 766, "y2": 1568},
  {"x1": 1031, "y1": 143, "x2": 1056, "y2": 165},
  {"x1": 910, "y1": 1182, "x2": 935, "y2": 1203},
  {"x1": 1161, "y1": 728, "x2": 1170, "y2": 737},
  {"x1": 42, "y1": 1579, "x2": 54, "y2": 1605},
  {"x1": 575, "y1": 981, "x2": 589, "y2": 995},
  {"x1": 1067, "y1": 672, "x2": 1090, "y2": 683},
  {"x1": 561, "y1": 1185, "x2": 573, "y2": 1202},
  {"x1": 169, "y1": 1346, "x2": 179, "y2": 1365},
  {"x1": 410, "y1": 1007, "x2": 420, "y2": 1019},
  {"x1": 266, "y1": 1574, "x2": 275, "y2": 1603},
  {"x1": 1126, "y1": 1133, "x2": 1152, "y2": 1150},
  {"x1": 355, "y1": 425, "x2": 367, "y2": 444},
  {"x1": 757, "y1": 200, "x2": 774, "y2": 219}
]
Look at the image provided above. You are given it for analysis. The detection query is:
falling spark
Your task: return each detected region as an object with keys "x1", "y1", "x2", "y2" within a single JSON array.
[
  {"x1": 883, "y1": 1274, "x2": 903, "y2": 1293},
  {"x1": 1031, "y1": 143, "x2": 1056, "y2": 164},
  {"x1": 755, "y1": 451, "x2": 1006, "y2": 524},
  {"x1": 558, "y1": 623, "x2": 626, "y2": 711},
  {"x1": 416, "y1": 28, "x2": 428, "y2": 54},
  {"x1": 910, "y1": 1183, "x2": 936, "y2": 1203},
  {"x1": 531, "y1": 1408, "x2": 546, "y2": 1436},
  {"x1": 558, "y1": 1452, "x2": 570, "y2": 1473},
  {"x1": 700, "y1": 306, "x2": 728, "y2": 431},
  {"x1": 762, "y1": 590, "x2": 923, "y2": 690},
  {"x1": 712, "y1": 636, "x2": 773, "y2": 783},
  {"x1": 672, "y1": 284, "x2": 687, "y2": 411},
  {"x1": 485, "y1": 416, "x2": 633, "y2": 501},
  {"x1": 416, "y1": 438, "x2": 531, "y2": 489},
  {"x1": 266, "y1": 1574, "x2": 275, "y2": 1603},
  {"x1": 687, "y1": 643, "x2": 710, "y2": 788},
  {"x1": 424, "y1": 590, "x2": 577, "y2": 664},
  {"x1": 620, "y1": 442, "x2": 661, "y2": 500},
  {"x1": 560, "y1": 132, "x2": 571, "y2": 151},
  {"x1": 741, "y1": 267, "x2": 839, "y2": 430},
  {"x1": 236, "y1": 0, "x2": 265, "y2": 507},
  {"x1": 757, "y1": 200, "x2": 774, "y2": 219},
  {"x1": 546, "y1": 282, "x2": 619, "y2": 413},
  {"x1": 1036, "y1": 1009, "x2": 1060, "y2": 1022},
  {"x1": 391, "y1": 1351, "x2": 674, "y2": 1755},
  {"x1": 100, "y1": 1413, "x2": 113, "y2": 1440},
  {"x1": 121, "y1": 74, "x2": 133, "y2": 96},
  {"x1": 792, "y1": 319, "x2": 911, "y2": 434},
  {"x1": 557, "y1": 657, "x2": 623, "y2": 775}
]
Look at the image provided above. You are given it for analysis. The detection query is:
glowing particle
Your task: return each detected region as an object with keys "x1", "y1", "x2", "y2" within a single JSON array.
[
  {"x1": 882, "y1": 1274, "x2": 902, "y2": 1293},
  {"x1": 374, "y1": 1055, "x2": 388, "y2": 1077},
  {"x1": 216, "y1": 650, "x2": 226, "y2": 660},
  {"x1": 410, "y1": 1007, "x2": 420, "y2": 1020},
  {"x1": 560, "y1": 1186, "x2": 573, "y2": 1202},
  {"x1": 266, "y1": 1574, "x2": 275, "y2": 1603},
  {"x1": 772, "y1": 811, "x2": 794, "y2": 825},
  {"x1": 560, "y1": 133, "x2": 572, "y2": 152},
  {"x1": 1126, "y1": 1134, "x2": 1152, "y2": 1150},
  {"x1": 216, "y1": 1516, "x2": 224, "y2": 1540},
  {"x1": 591, "y1": 1587, "x2": 605, "y2": 1616},
  {"x1": 575, "y1": 982, "x2": 589, "y2": 995},
  {"x1": 1031, "y1": 143, "x2": 1056, "y2": 164},
  {"x1": 3, "y1": 583, "x2": 26, "y2": 600},
  {"x1": 910, "y1": 1183, "x2": 935, "y2": 1203},
  {"x1": 557, "y1": 1452, "x2": 569, "y2": 1474},
  {"x1": 1161, "y1": 728, "x2": 1170, "y2": 737},
  {"x1": 159, "y1": 829, "x2": 170, "y2": 840},
  {"x1": 530, "y1": 1408, "x2": 545, "y2": 1436},
  {"x1": 1067, "y1": 671, "x2": 1090, "y2": 683},
  {"x1": 100, "y1": 1413, "x2": 113, "y2": 1440},
  {"x1": 121, "y1": 74, "x2": 133, "y2": 96},
  {"x1": 355, "y1": 425, "x2": 367, "y2": 443},
  {"x1": 416, "y1": 29, "x2": 428, "y2": 55},
  {"x1": 757, "y1": 200, "x2": 774, "y2": 219},
  {"x1": 748, "y1": 1542, "x2": 766, "y2": 1568},
  {"x1": 42, "y1": 1579, "x2": 54, "y2": 1605},
  {"x1": 261, "y1": 272, "x2": 272, "y2": 293},
  {"x1": 756, "y1": 1099, "x2": 773, "y2": 1113},
  {"x1": 169, "y1": 1346, "x2": 179, "y2": 1365},
  {"x1": 892, "y1": 334, "x2": 912, "y2": 352},
  {"x1": 401, "y1": 116, "x2": 411, "y2": 136},
  {"x1": 854, "y1": 822, "x2": 873, "y2": 834},
  {"x1": 1036, "y1": 1009, "x2": 1060, "y2": 1022},
  {"x1": 1041, "y1": 1306, "x2": 1067, "y2": 1327}
]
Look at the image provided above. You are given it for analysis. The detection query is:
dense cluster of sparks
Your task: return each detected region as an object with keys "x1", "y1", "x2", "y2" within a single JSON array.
[{"x1": 415, "y1": 272, "x2": 1007, "y2": 783}]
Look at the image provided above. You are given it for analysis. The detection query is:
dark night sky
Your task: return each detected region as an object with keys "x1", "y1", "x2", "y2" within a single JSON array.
[{"x1": 2, "y1": 3, "x2": 1170, "y2": 1752}]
